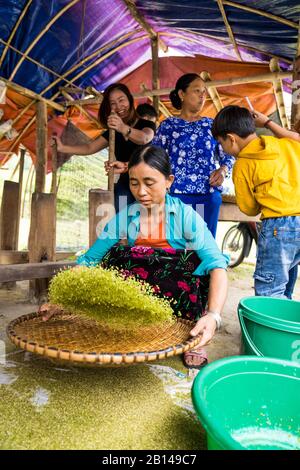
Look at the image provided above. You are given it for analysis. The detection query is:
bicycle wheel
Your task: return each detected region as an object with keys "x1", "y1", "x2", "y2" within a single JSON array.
[{"x1": 221, "y1": 225, "x2": 251, "y2": 268}]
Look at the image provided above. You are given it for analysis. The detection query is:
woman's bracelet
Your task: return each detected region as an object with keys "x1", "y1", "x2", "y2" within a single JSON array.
[{"x1": 124, "y1": 126, "x2": 131, "y2": 140}]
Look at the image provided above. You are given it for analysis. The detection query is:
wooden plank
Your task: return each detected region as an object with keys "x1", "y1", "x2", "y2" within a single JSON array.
[
  {"x1": 219, "y1": 202, "x2": 260, "y2": 222},
  {"x1": 35, "y1": 101, "x2": 47, "y2": 192},
  {"x1": 0, "y1": 251, "x2": 75, "y2": 264},
  {"x1": 89, "y1": 189, "x2": 115, "y2": 247},
  {"x1": 0, "y1": 261, "x2": 76, "y2": 283},
  {"x1": 0, "y1": 181, "x2": 20, "y2": 250}
]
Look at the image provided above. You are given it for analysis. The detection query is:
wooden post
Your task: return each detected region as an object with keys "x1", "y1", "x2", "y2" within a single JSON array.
[
  {"x1": 107, "y1": 127, "x2": 116, "y2": 192},
  {"x1": 28, "y1": 193, "x2": 56, "y2": 302},
  {"x1": 35, "y1": 100, "x2": 47, "y2": 192},
  {"x1": 51, "y1": 141, "x2": 57, "y2": 194},
  {"x1": 151, "y1": 37, "x2": 160, "y2": 114},
  {"x1": 89, "y1": 189, "x2": 115, "y2": 247},
  {"x1": 0, "y1": 181, "x2": 20, "y2": 288},
  {"x1": 291, "y1": 20, "x2": 300, "y2": 131},
  {"x1": 269, "y1": 59, "x2": 290, "y2": 129}
]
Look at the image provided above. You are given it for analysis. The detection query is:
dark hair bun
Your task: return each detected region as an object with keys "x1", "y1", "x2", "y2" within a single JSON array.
[{"x1": 169, "y1": 89, "x2": 182, "y2": 110}]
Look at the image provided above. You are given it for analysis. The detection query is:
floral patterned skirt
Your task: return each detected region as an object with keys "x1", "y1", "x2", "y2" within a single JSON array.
[{"x1": 101, "y1": 244, "x2": 210, "y2": 321}]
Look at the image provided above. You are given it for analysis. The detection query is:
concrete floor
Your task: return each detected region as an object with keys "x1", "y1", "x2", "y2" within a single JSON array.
[{"x1": 0, "y1": 265, "x2": 299, "y2": 450}]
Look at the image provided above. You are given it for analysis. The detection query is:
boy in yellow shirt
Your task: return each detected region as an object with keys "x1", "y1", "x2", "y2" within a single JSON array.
[{"x1": 212, "y1": 105, "x2": 300, "y2": 298}]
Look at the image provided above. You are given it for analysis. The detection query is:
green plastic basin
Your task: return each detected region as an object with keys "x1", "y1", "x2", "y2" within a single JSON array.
[
  {"x1": 238, "y1": 297, "x2": 300, "y2": 362},
  {"x1": 192, "y1": 356, "x2": 300, "y2": 450}
]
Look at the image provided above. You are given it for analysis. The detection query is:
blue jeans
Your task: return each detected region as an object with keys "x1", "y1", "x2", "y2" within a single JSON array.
[
  {"x1": 254, "y1": 216, "x2": 300, "y2": 298},
  {"x1": 171, "y1": 190, "x2": 222, "y2": 238}
]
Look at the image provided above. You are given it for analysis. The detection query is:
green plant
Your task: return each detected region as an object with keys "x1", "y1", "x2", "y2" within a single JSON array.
[{"x1": 48, "y1": 266, "x2": 174, "y2": 329}]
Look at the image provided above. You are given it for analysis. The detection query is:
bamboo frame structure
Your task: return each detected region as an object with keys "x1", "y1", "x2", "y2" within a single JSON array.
[
  {"x1": 9, "y1": 0, "x2": 81, "y2": 81},
  {"x1": 123, "y1": 0, "x2": 168, "y2": 52},
  {"x1": 200, "y1": 71, "x2": 223, "y2": 112},
  {"x1": 223, "y1": 1, "x2": 298, "y2": 29},
  {"x1": 140, "y1": 84, "x2": 171, "y2": 118},
  {"x1": 0, "y1": 38, "x2": 85, "y2": 93},
  {"x1": 269, "y1": 58, "x2": 290, "y2": 129},
  {"x1": 168, "y1": 30, "x2": 293, "y2": 65},
  {"x1": 0, "y1": 0, "x2": 33, "y2": 69},
  {"x1": 61, "y1": 90, "x2": 101, "y2": 128},
  {"x1": 133, "y1": 70, "x2": 292, "y2": 98},
  {"x1": 0, "y1": 77, "x2": 64, "y2": 112},
  {"x1": 216, "y1": 0, "x2": 242, "y2": 61}
]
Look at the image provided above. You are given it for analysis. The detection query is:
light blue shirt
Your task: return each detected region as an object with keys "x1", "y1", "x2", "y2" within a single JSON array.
[{"x1": 77, "y1": 194, "x2": 229, "y2": 276}]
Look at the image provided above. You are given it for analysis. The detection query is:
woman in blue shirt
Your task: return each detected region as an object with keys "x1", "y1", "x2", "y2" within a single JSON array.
[
  {"x1": 152, "y1": 73, "x2": 234, "y2": 237},
  {"x1": 41, "y1": 146, "x2": 229, "y2": 368}
]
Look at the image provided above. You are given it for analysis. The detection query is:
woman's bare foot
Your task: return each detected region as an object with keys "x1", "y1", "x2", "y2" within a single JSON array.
[{"x1": 183, "y1": 347, "x2": 208, "y2": 369}]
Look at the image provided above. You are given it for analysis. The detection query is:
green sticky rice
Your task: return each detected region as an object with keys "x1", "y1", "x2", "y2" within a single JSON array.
[{"x1": 48, "y1": 266, "x2": 174, "y2": 329}]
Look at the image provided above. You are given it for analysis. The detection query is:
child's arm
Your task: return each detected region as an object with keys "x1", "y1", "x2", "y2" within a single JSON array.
[
  {"x1": 253, "y1": 110, "x2": 300, "y2": 142},
  {"x1": 233, "y1": 174, "x2": 261, "y2": 217}
]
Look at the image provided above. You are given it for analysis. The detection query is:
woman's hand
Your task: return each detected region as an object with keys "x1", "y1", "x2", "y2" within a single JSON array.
[
  {"x1": 107, "y1": 113, "x2": 127, "y2": 134},
  {"x1": 209, "y1": 167, "x2": 226, "y2": 187},
  {"x1": 38, "y1": 303, "x2": 63, "y2": 322},
  {"x1": 104, "y1": 160, "x2": 128, "y2": 175},
  {"x1": 51, "y1": 134, "x2": 64, "y2": 152},
  {"x1": 189, "y1": 314, "x2": 217, "y2": 347},
  {"x1": 252, "y1": 109, "x2": 269, "y2": 128}
]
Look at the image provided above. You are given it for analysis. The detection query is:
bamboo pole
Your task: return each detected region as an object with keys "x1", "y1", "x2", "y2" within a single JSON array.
[
  {"x1": 16, "y1": 147, "x2": 25, "y2": 242},
  {"x1": 223, "y1": 1, "x2": 298, "y2": 29},
  {"x1": 0, "y1": 0, "x2": 33, "y2": 68},
  {"x1": 9, "y1": 0, "x2": 81, "y2": 81},
  {"x1": 216, "y1": 0, "x2": 242, "y2": 61},
  {"x1": 269, "y1": 58, "x2": 289, "y2": 129},
  {"x1": 151, "y1": 37, "x2": 160, "y2": 114},
  {"x1": 7, "y1": 115, "x2": 36, "y2": 156},
  {"x1": 35, "y1": 101, "x2": 47, "y2": 193},
  {"x1": 291, "y1": 21, "x2": 300, "y2": 131},
  {"x1": 133, "y1": 70, "x2": 292, "y2": 98},
  {"x1": 108, "y1": 127, "x2": 116, "y2": 192},
  {"x1": 64, "y1": 97, "x2": 102, "y2": 107},
  {"x1": 21, "y1": 162, "x2": 33, "y2": 217},
  {"x1": 200, "y1": 71, "x2": 223, "y2": 112}
]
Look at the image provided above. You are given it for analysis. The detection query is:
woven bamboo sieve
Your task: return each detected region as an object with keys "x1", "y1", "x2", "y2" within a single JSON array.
[{"x1": 6, "y1": 312, "x2": 201, "y2": 366}]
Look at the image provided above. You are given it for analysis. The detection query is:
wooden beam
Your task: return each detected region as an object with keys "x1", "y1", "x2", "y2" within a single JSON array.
[
  {"x1": 222, "y1": 1, "x2": 298, "y2": 29},
  {"x1": 35, "y1": 101, "x2": 47, "y2": 192},
  {"x1": 9, "y1": 0, "x2": 81, "y2": 81},
  {"x1": 0, "y1": 0, "x2": 33, "y2": 69},
  {"x1": 200, "y1": 71, "x2": 223, "y2": 112},
  {"x1": 0, "y1": 250, "x2": 75, "y2": 265},
  {"x1": 269, "y1": 59, "x2": 290, "y2": 129},
  {"x1": 133, "y1": 70, "x2": 292, "y2": 98},
  {"x1": 51, "y1": 141, "x2": 57, "y2": 194},
  {"x1": 216, "y1": 0, "x2": 242, "y2": 61},
  {"x1": 123, "y1": 0, "x2": 168, "y2": 52},
  {"x1": 0, "y1": 77, "x2": 64, "y2": 112},
  {"x1": 0, "y1": 261, "x2": 76, "y2": 283},
  {"x1": 89, "y1": 189, "x2": 115, "y2": 247}
]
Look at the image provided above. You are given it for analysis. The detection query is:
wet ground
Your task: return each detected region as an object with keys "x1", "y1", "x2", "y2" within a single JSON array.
[{"x1": 0, "y1": 265, "x2": 299, "y2": 450}]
